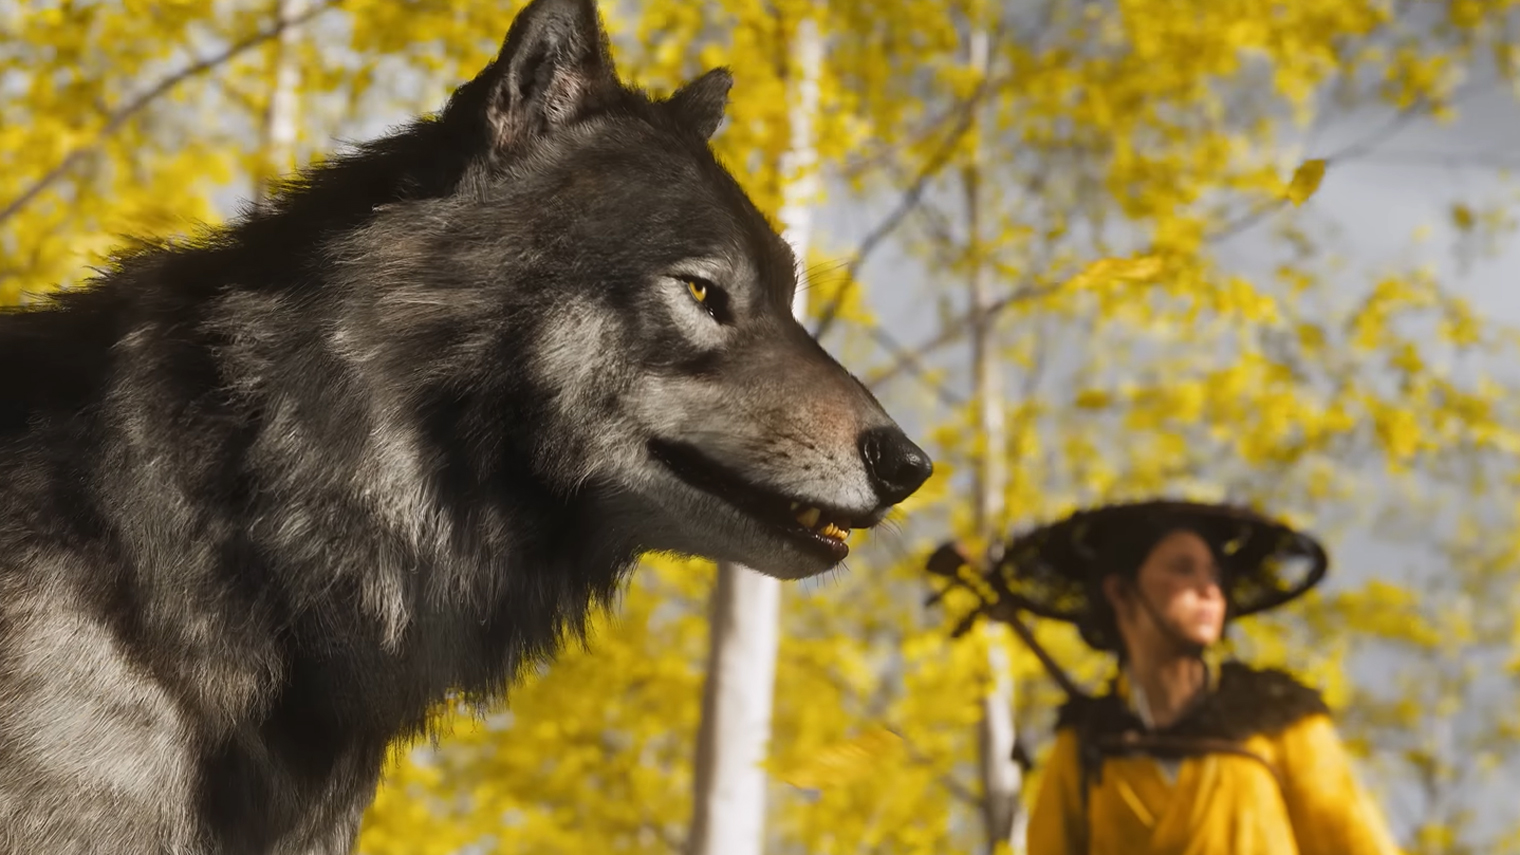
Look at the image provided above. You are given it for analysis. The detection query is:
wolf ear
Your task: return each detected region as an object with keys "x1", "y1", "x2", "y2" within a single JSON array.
[
  {"x1": 667, "y1": 68, "x2": 733, "y2": 141},
  {"x1": 480, "y1": 0, "x2": 616, "y2": 149}
]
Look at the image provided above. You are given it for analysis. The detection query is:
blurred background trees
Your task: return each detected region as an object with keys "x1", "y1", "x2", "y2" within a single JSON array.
[{"x1": 7, "y1": 0, "x2": 1520, "y2": 852}]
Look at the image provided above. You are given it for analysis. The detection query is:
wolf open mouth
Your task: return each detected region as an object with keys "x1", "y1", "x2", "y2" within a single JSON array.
[{"x1": 647, "y1": 439, "x2": 870, "y2": 563}]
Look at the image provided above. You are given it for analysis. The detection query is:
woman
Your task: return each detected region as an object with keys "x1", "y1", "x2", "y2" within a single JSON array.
[{"x1": 968, "y1": 500, "x2": 1400, "y2": 855}]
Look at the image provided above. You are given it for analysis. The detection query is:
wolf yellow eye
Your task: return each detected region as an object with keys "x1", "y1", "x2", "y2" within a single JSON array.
[{"x1": 678, "y1": 274, "x2": 729, "y2": 323}]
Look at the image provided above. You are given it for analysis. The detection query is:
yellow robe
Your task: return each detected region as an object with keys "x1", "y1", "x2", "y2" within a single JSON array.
[{"x1": 1028, "y1": 692, "x2": 1401, "y2": 855}]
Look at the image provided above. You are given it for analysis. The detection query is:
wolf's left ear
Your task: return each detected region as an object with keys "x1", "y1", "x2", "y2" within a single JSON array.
[
  {"x1": 478, "y1": 0, "x2": 617, "y2": 149},
  {"x1": 667, "y1": 68, "x2": 733, "y2": 141}
]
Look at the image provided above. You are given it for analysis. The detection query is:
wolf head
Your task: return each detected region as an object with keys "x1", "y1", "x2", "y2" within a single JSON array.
[{"x1": 324, "y1": 0, "x2": 931, "y2": 581}]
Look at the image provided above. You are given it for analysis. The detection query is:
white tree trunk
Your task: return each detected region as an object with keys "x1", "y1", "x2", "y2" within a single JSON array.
[
  {"x1": 687, "y1": 16, "x2": 822, "y2": 855},
  {"x1": 255, "y1": 0, "x2": 305, "y2": 205},
  {"x1": 963, "y1": 23, "x2": 1025, "y2": 855},
  {"x1": 687, "y1": 562, "x2": 781, "y2": 855}
]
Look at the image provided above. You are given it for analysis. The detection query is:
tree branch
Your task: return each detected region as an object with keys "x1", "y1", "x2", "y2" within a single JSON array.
[
  {"x1": 863, "y1": 281, "x2": 1062, "y2": 392},
  {"x1": 855, "y1": 86, "x2": 1493, "y2": 402},
  {"x1": 836, "y1": 71, "x2": 1016, "y2": 182},
  {"x1": 810, "y1": 71, "x2": 1005, "y2": 340},
  {"x1": 1350, "y1": 150, "x2": 1520, "y2": 169},
  {"x1": 0, "y1": 0, "x2": 347, "y2": 229},
  {"x1": 859, "y1": 98, "x2": 1450, "y2": 397}
]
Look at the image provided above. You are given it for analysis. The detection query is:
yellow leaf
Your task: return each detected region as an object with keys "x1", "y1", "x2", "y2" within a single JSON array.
[
  {"x1": 1452, "y1": 203, "x2": 1475, "y2": 230},
  {"x1": 1284, "y1": 158, "x2": 1327, "y2": 205},
  {"x1": 776, "y1": 726, "x2": 905, "y2": 791},
  {"x1": 1074, "y1": 389, "x2": 1111, "y2": 409},
  {"x1": 1063, "y1": 255, "x2": 1165, "y2": 292}
]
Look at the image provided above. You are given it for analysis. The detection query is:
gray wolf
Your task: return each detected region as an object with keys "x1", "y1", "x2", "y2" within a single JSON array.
[{"x1": 0, "y1": 0, "x2": 932, "y2": 851}]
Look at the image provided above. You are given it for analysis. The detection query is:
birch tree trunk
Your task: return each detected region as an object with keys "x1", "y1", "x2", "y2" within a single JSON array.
[
  {"x1": 254, "y1": 0, "x2": 304, "y2": 205},
  {"x1": 963, "y1": 21, "x2": 1025, "y2": 855},
  {"x1": 687, "y1": 14, "x2": 822, "y2": 855}
]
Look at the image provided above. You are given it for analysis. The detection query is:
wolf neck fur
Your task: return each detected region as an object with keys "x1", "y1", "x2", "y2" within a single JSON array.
[{"x1": 0, "y1": 112, "x2": 639, "y2": 745}]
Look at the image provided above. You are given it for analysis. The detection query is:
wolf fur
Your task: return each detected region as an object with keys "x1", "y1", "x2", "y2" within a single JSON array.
[{"x1": 0, "y1": 1, "x2": 932, "y2": 852}]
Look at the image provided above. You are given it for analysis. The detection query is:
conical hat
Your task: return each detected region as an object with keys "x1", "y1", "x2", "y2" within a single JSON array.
[{"x1": 927, "y1": 500, "x2": 1327, "y2": 651}]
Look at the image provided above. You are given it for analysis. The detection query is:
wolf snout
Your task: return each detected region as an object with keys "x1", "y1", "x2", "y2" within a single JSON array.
[{"x1": 858, "y1": 426, "x2": 933, "y2": 506}]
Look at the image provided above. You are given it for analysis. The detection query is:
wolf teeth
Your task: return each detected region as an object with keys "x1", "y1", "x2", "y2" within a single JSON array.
[{"x1": 796, "y1": 506, "x2": 821, "y2": 528}]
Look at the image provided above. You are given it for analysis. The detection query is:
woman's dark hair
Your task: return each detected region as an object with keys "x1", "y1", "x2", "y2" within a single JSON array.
[{"x1": 1079, "y1": 518, "x2": 1223, "y2": 654}]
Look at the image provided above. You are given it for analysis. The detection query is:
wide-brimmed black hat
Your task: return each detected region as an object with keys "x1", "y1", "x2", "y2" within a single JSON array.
[{"x1": 926, "y1": 500, "x2": 1328, "y2": 652}]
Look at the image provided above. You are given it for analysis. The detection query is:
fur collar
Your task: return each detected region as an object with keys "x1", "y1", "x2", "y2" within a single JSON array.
[{"x1": 1056, "y1": 661, "x2": 1329, "y2": 743}]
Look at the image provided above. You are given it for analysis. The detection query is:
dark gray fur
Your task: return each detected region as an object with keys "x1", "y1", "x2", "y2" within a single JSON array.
[{"x1": 0, "y1": 1, "x2": 931, "y2": 852}]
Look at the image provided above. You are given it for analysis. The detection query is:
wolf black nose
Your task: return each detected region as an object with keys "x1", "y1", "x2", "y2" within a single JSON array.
[{"x1": 859, "y1": 426, "x2": 934, "y2": 506}]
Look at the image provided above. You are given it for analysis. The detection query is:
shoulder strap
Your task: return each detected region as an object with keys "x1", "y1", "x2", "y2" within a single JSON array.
[{"x1": 1068, "y1": 700, "x2": 1104, "y2": 855}]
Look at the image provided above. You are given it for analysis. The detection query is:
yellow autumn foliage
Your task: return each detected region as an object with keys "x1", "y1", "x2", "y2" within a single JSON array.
[
  {"x1": 8, "y1": 1, "x2": 1520, "y2": 853},
  {"x1": 1285, "y1": 159, "x2": 1328, "y2": 206}
]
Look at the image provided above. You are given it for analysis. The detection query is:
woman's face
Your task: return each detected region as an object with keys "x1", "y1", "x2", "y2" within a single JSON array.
[{"x1": 1105, "y1": 529, "x2": 1227, "y2": 655}]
